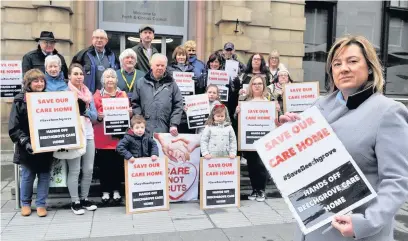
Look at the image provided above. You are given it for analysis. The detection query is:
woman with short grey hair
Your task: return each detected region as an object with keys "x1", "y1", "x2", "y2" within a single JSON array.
[
  {"x1": 93, "y1": 68, "x2": 129, "y2": 204},
  {"x1": 116, "y1": 48, "x2": 146, "y2": 99},
  {"x1": 44, "y1": 55, "x2": 67, "y2": 91}
]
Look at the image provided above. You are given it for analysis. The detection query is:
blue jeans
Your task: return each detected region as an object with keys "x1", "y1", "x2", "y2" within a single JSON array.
[{"x1": 20, "y1": 165, "x2": 50, "y2": 207}]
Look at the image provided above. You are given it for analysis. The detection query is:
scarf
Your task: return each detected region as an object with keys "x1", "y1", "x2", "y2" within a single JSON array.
[
  {"x1": 68, "y1": 81, "x2": 92, "y2": 105},
  {"x1": 100, "y1": 87, "x2": 122, "y2": 97}
]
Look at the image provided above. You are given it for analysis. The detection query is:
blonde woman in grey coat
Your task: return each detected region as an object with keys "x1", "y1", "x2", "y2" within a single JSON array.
[
  {"x1": 279, "y1": 35, "x2": 408, "y2": 241},
  {"x1": 200, "y1": 104, "x2": 237, "y2": 159}
]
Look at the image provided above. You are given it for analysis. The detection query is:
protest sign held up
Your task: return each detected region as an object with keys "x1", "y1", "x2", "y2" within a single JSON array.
[
  {"x1": 184, "y1": 94, "x2": 210, "y2": 129},
  {"x1": 173, "y1": 72, "x2": 195, "y2": 98},
  {"x1": 238, "y1": 101, "x2": 276, "y2": 151},
  {"x1": 26, "y1": 91, "x2": 83, "y2": 153},
  {"x1": 207, "y1": 69, "x2": 229, "y2": 101},
  {"x1": 283, "y1": 82, "x2": 319, "y2": 113},
  {"x1": 0, "y1": 60, "x2": 22, "y2": 98},
  {"x1": 102, "y1": 98, "x2": 130, "y2": 135},
  {"x1": 124, "y1": 157, "x2": 169, "y2": 214},
  {"x1": 200, "y1": 157, "x2": 240, "y2": 209},
  {"x1": 255, "y1": 107, "x2": 377, "y2": 234}
]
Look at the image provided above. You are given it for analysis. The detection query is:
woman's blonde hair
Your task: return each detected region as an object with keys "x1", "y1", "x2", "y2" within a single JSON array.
[
  {"x1": 246, "y1": 75, "x2": 268, "y2": 100},
  {"x1": 325, "y1": 35, "x2": 384, "y2": 93},
  {"x1": 268, "y1": 50, "x2": 280, "y2": 66},
  {"x1": 184, "y1": 40, "x2": 197, "y2": 49}
]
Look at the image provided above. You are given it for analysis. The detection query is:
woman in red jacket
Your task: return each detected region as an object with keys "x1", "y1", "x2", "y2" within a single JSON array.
[{"x1": 93, "y1": 68, "x2": 130, "y2": 204}]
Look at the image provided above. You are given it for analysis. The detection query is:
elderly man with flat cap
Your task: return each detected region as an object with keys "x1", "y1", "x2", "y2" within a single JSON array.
[
  {"x1": 131, "y1": 25, "x2": 159, "y2": 73},
  {"x1": 22, "y1": 31, "x2": 68, "y2": 79}
]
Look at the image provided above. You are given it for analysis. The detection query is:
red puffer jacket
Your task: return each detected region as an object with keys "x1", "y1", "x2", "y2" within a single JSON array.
[{"x1": 93, "y1": 89, "x2": 129, "y2": 149}]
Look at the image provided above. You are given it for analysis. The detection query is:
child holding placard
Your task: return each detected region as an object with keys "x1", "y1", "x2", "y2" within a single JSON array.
[
  {"x1": 116, "y1": 115, "x2": 159, "y2": 163},
  {"x1": 200, "y1": 104, "x2": 237, "y2": 159}
]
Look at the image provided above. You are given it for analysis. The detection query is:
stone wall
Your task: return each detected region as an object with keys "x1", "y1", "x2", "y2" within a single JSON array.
[
  {"x1": 0, "y1": 0, "x2": 86, "y2": 153},
  {"x1": 206, "y1": 0, "x2": 305, "y2": 82}
]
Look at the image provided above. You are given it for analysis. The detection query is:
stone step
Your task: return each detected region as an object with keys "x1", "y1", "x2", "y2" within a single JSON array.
[{"x1": 1, "y1": 137, "x2": 14, "y2": 153}]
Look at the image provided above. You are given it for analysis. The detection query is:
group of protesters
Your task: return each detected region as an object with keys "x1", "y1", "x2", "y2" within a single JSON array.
[
  {"x1": 11, "y1": 25, "x2": 293, "y2": 216},
  {"x1": 8, "y1": 24, "x2": 408, "y2": 241}
]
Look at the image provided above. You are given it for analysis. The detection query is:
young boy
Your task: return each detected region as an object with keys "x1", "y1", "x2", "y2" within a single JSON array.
[{"x1": 116, "y1": 115, "x2": 159, "y2": 162}]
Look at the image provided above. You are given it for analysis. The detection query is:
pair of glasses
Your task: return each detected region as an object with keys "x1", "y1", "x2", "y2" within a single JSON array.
[{"x1": 253, "y1": 58, "x2": 262, "y2": 61}]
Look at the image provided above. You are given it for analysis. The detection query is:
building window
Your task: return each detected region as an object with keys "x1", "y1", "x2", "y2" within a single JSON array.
[
  {"x1": 390, "y1": 0, "x2": 408, "y2": 8},
  {"x1": 304, "y1": 8, "x2": 329, "y2": 92},
  {"x1": 336, "y1": 1, "x2": 383, "y2": 53},
  {"x1": 303, "y1": 1, "x2": 335, "y2": 93},
  {"x1": 384, "y1": 17, "x2": 408, "y2": 96}
]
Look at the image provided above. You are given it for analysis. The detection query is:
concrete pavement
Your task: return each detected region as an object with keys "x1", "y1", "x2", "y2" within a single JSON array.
[{"x1": 1, "y1": 199, "x2": 296, "y2": 241}]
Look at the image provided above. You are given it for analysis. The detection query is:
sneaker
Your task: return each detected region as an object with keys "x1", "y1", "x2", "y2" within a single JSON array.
[
  {"x1": 71, "y1": 201, "x2": 85, "y2": 215},
  {"x1": 248, "y1": 190, "x2": 257, "y2": 201},
  {"x1": 113, "y1": 190, "x2": 121, "y2": 202},
  {"x1": 81, "y1": 199, "x2": 97, "y2": 211},
  {"x1": 256, "y1": 190, "x2": 266, "y2": 202},
  {"x1": 101, "y1": 192, "x2": 110, "y2": 203},
  {"x1": 21, "y1": 206, "x2": 32, "y2": 216}
]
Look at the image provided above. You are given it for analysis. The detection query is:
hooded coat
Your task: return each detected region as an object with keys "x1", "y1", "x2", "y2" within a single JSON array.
[
  {"x1": 8, "y1": 92, "x2": 53, "y2": 172},
  {"x1": 22, "y1": 45, "x2": 68, "y2": 79},
  {"x1": 131, "y1": 71, "x2": 183, "y2": 135},
  {"x1": 200, "y1": 107, "x2": 237, "y2": 157},
  {"x1": 116, "y1": 130, "x2": 159, "y2": 160}
]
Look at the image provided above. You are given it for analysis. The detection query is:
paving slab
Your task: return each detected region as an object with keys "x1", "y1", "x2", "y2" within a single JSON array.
[
  {"x1": 93, "y1": 206, "x2": 131, "y2": 222},
  {"x1": 141, "y1": 231, "x2": 183, "y2": 241},
  {"x1": 51, "y1": 209, "x2": 94, "y2": 224},
  {"x1": 1, "y1": 199, "x2": 18, "y2": 212},
  {"x1": 208, "y1": 210, "x2": 252, "y2": 228},
  {"x1": 90, "y1": 221, "x2": 135, "y2": 238},
  {"x1": 82, "y1": 235, "x2": 143, "y2": 241},
  {"x1": 7, "y1": 210, "x2": 56, "y2": 226},
  {"x1": 44, "y1": 222, "x2": 92, "y2": 240},
  {"x1": 223, "y1": 224, "x2": 288, "y2": 241},
  {"x1": 179, "y1": 228, "x2": 230, "y2": 241},
  {"x1": 169, "y1": 202, "x2": 204, "y2": 217},
  {"x1": 1, "y1": 224, "x2": 49, "y2": 241},
  {"x1": 172, "y1": 215, "x2": 214, "y2": 231},
  {"x1": 265, "y1": 199, "x2": 290, "y2": 210},
  {"x1": 133, "y1": 211, "x2": 176, "y2": 234}
]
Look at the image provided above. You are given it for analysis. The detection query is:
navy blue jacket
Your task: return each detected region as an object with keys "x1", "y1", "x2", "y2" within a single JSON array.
[{"x1": 116, "y1": 131, "x2": 159, "y2": 160}]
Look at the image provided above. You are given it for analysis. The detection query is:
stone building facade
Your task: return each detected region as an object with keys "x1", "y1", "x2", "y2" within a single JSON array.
[
  {"x1": 0, "y1": 0, "x2": 306, "y2": 152},
  {"x1": 2, "y1": 1, "x2": 407, "y2": 152}
]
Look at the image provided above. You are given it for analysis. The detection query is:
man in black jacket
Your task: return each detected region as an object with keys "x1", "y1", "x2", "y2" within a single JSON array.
[
  {"x1": 131, "y1": 25, "x2": 159, "y2": 73},
  {"x1": 22, "y1": 31, "x2": 68, "y2": 79},
  {"x1": 71, "y1": 29, "x2": 119, "y2": 93}
]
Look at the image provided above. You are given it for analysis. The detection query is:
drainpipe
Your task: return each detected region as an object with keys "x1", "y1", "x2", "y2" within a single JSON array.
[{"x1": 196, "y1": 1, "x2": 205, "y2": 61}]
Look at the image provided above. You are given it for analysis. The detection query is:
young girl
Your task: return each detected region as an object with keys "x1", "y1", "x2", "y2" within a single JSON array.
[{"x1": 200, "y1": 104, "x2": 237, "y2": 159}]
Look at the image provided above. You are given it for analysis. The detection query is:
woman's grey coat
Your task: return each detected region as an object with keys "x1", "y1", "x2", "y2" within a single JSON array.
[{"x1": 294, "y1": 87, "x2": 408, "y2": 241}]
